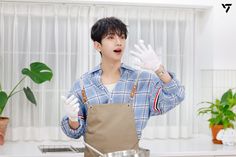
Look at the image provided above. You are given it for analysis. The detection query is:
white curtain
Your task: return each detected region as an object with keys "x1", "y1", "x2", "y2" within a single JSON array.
[{"x1": 0, "y1": 2, "x2": 194, "y2": 141}]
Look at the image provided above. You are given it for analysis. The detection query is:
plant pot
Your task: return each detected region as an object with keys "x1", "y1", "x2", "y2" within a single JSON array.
[
  {"x1": 211, "y1": 125, "x2": 223, "y2": 144},
  {"x1": 0, "y1": 117, "x2": 9, "y2": 145}
]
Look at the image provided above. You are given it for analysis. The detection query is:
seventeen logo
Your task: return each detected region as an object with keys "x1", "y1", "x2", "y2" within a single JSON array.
[{"x1": 222, "y1": 4, "x2": 232, "y2": 13}]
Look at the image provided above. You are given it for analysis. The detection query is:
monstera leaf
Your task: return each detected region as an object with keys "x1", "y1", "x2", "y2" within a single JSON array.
[
  {"x1": 0, "y1": 62, "x2": 53, "y2": 116},
  {"x1": 22, "y1": 62, "x2": 53, "y2": 84},
  {"x1": 0, "y1": 91, "x2": 8, "y2": 115},
  {"x1": 23, "y1": 87, "x2": 37, "y2": 106}
]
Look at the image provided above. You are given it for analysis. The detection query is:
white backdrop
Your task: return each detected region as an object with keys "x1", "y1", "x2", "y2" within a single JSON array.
[{"x1": 0, "y1": 2, "x2": 194, "y2": 140}]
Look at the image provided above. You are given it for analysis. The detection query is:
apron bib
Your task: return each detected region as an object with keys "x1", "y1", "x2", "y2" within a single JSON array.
[{"x1": 80, "y1": 72, "x2": 140, "y2": 157}]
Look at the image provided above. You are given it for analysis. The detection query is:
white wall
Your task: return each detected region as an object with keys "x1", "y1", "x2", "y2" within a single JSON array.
[
  {"x1": 194, "y1": 0, "x2": 236, "y2": 70},
  {"x1": 2, "y1": 0, "x2": 214, "y2": 8},
  {"x1": 211, "y1": 1, "x2": 236, "y2": 69}
]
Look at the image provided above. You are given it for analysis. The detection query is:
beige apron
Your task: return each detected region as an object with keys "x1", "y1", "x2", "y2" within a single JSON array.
[{"x1": 80, "y1": 73, "x2": 140, "y2": 157}]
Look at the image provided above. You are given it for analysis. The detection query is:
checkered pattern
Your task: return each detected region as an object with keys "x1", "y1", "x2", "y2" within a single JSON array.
[{"x1": 61, "y1": 64, "x2": 185, "y2": 139}]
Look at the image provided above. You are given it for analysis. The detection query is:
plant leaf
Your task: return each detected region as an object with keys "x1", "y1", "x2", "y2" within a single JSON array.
[
  {"x1": 197, "y1": 106, "x2": 213, "y2": 114},
  {"x1": 197, "y1": 101, "x2": 215, "y2": 105},
  {"x1": 221, "y1": 89, "x2": 232, "y2": 103},
  {"x1": 22, "y1": 62, "x2": 53, "y2": 84},
  {"x1": 222, "y1": 119, "x2": 230, "y2": 128},
  {"x1": 215, "y1": 115, "x2": 222, "y2": 124},
  {"x1": 198, "y1": 89, "x2": 236, "y2": 128},
  {"x1": 222, "y1": 104, "x2": 229, "y2": 112},
  {"x1": 211, "y1": 111, "x2": 219, "y2": 115},
  {"x1": 208, "y1": 118, "x2": 219, "y2": 126},
  {"x1": 228, "y1": 98, "x2": 235, "y2": 106},
  {"x1": 225, "y1": 110, "x2": 236, "y2": 119},
  {"x1": 0, "y1": 91, "x2": 8, "y2": 115},
  {"x1": 23, "y1": 87, "x2": 37, "y2": 106}
]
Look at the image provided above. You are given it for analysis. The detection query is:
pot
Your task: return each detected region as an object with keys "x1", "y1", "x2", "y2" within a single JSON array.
[
  {"x1": 0, "y1": 117, "x2": 9, "y2": 145},
  {"x1": 101, "y1": 148, "x2": 150, "y2": 157},
  {"x1": 211, "y1": 125, "x2": 223, "y2": 144},
  {"x1": 83, "y1": 141, "x2": 150, "y2": 157}
]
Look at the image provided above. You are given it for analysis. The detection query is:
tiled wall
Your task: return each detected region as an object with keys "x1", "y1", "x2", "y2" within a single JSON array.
[{"x1": 201, "y1": 70, "x2": 236, "y2": 101}]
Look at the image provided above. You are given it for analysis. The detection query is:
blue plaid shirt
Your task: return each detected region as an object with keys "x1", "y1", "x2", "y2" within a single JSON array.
[{"x1": 61, "y1": 64, "x2": 185, "y2": 139}]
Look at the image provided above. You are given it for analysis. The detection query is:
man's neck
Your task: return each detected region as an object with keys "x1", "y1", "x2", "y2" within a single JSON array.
[{"x1": 101, "y1": 60, "x2": 121, "y2": 84}]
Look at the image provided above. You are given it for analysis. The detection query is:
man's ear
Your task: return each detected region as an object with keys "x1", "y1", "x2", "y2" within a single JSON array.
[{"x1": 94, "y1": 41, "x2": 101, "y2": 52}]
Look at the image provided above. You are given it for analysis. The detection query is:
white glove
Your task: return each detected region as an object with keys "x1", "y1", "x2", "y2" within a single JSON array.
[
  {"x1": 130, "y1": 40, "x2": 162, "y2": 71},
  {"x1": 61, "y1": 95, "x2": 80, "y2": 122}
]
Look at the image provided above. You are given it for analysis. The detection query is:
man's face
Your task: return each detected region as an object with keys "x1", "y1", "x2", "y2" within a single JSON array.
[{"x1": 95, "y1": 33, "x2": 126, "y2": 62}]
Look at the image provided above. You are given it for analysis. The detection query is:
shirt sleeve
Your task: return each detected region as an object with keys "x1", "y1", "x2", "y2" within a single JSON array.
[
  {"x1": 61, "y1": 116, "x2": 86, "y2": 139},
  {"x1": 149, "y1": 72, "x2": 185, "y2": 116},
  {"x1": 60, "y1": 81, "x2": 87, "y2": 139}
]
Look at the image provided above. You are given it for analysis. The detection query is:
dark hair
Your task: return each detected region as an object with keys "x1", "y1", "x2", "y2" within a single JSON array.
[{"x1": 91, "y1": 17, "x2": 128, "y2": 43}]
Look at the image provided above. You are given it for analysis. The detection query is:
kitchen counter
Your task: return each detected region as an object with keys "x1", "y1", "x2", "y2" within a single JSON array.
[{"x1": 1, "y1": 135, "x2": 236, "y2": 157}]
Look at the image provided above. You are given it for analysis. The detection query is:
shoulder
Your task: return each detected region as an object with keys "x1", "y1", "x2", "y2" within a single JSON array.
[
  {"x1": 83, "y1": 64, "x2": 100, "y2": 78},
  {"x1": 121, "y1": 64, "x2": 139, "y2": 80},
  {"x1": 122, "y1": 64, "x2": 157, "y2": 81},
  {"x1": 70, "y1": 65, "x2": 100, "y2": 93}
]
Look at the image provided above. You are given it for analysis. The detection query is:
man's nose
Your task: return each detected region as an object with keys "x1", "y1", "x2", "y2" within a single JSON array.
[{"x1": 115, "y1": 36, "x2": 122, "y2": 46}]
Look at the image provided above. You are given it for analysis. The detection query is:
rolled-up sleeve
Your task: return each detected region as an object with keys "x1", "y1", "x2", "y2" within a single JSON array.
[
  {"x1": 150, "y1": 72, "x2": 185, "y2": 116},
  {"x1": 61, "y1": 116, "x2": 85, "y2": 139}
]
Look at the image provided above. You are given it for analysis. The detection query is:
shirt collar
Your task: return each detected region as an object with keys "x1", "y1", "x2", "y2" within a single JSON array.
[{"x1": 88, "y1": 63, "x2": 136, "y2": 76}]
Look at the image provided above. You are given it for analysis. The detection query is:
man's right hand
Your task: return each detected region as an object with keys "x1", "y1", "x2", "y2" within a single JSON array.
[{"x1": 61, "y1": 95, "x2": 80, "y2": 122}]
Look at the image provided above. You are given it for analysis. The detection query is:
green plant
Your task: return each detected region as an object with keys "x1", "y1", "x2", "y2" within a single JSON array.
[
  {"x1": 197, "y1": 89, "x2": 236, "y2": 129},
  {"x1": 0, "y1": 62, "x2": 53, "y2": 115}
]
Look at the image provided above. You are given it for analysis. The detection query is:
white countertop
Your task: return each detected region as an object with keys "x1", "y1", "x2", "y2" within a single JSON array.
[{"x1": 1, "y1": 135, "x2": 236, "y2": 157}]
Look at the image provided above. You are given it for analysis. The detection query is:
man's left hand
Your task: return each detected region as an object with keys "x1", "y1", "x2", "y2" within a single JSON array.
[{"x1": 130, "y1": 40, "x2": 162, "y2": 71}]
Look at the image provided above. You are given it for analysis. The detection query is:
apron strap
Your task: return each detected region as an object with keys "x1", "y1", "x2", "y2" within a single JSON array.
[
  {"x1": 80, "y1": 71, "x2": 142, "y2": 105},
  {"x1": 80, "y1": 77, "x2": 89, "y2": 105},
  {"x1": 128, "y1": 71, "x2": 141, "y2": 104}
]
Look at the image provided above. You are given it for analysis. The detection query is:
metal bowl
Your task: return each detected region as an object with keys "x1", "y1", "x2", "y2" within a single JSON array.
[{"x1": 101, "y1": 148, "x2": 150, "y2": 157}]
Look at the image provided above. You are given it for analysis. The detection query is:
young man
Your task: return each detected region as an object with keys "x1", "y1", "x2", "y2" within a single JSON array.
[{"x1": 61, "y1": 17, "x2": 185, "y2": 156}]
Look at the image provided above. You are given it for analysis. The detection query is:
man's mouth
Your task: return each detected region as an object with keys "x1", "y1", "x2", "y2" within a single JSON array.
[{"x1": 113, "y1": 49, "x2": 122, "y2": 53}]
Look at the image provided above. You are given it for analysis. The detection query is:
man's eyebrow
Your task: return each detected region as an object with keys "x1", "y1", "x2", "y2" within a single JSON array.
[
  {"x1": 107, "y1": 32, "x2": 125, "y2": 36},
  {"x1": 107, "y1": 33, "x2": 116, "y2": 36}
]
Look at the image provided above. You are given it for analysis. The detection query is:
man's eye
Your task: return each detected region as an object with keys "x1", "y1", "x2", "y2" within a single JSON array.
[{"x1": 108, "y1": 36, "x2": 114, "y2": 39}]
